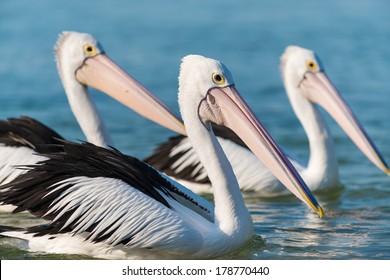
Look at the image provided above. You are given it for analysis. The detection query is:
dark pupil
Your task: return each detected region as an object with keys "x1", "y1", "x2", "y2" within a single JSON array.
[
  {"x1": 309, "y1": 63, "x2": 314, "y2": 68},
  {"x1": 215, "y1": 75, "x2": 222, "y2": 82},
  {"x1": 87, "y1": 46, "x2": 93, "y2": 52}
]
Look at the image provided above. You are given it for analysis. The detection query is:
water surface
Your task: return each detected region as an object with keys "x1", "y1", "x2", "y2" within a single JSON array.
[{"x1": 0, "y1": 0, "x2": 389, "y2": 259}]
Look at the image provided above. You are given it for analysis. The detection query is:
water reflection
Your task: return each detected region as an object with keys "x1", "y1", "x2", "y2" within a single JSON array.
[{"x1": 247, "y1": 183, "x2": 390, "y2": 259}]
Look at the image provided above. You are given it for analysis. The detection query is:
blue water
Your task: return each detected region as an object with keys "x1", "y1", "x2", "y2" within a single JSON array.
[{"x1": 0, "y1": 0, "x2": 389, "y2": 259}]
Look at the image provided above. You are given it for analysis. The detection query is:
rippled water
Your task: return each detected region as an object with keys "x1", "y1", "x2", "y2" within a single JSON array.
[{"x1": 0, "y1": 0, "x2": 389, "y2": 259}]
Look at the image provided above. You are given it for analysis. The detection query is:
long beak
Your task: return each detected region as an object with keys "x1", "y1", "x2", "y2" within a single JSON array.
[
  {"x1": 198, "y1": 85, "x2": 324, "y2": 217},
  {"x1": 75, "y1": 53, "x2": 186, "y2": 136},
  {"x1": 301, "y1": 72, "x2": 389, "y2": 176}
]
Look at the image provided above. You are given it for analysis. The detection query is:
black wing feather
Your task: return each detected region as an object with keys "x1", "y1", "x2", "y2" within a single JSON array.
[
  {"x1": 0, "y1": 141, "x2": 187, "y2": 243},
  {"x1": 0, "y1": 141, "x2": 176, "y2": 215},
  {"x1": 0, "y1": 116, "x2": 64, "y2": 153},
  {"x1": 0, "y1": 140, "x2": 213, "y2": 244}
]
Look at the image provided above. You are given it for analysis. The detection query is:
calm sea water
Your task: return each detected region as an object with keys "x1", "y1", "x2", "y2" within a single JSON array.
[{"x1": 0, "y1": 0, "x2": 389, "y2": 260}]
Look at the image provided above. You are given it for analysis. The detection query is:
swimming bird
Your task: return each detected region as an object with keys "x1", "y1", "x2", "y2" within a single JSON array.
[
  {"x1": 0, "y1": 55, "x2": 323, "y2": 259},
  {"x1": 145, "y1": 46, "x2": 389, "y2": 195},
  {"x1": 0, "y1": 31, "x2": 185, "y2": 188}
]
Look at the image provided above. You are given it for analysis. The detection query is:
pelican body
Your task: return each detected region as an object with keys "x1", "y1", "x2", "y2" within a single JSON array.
[
  {"x1": 145, "y1": 46, "x2": 389, "y2": 195},
  {"x1": 0, "y1": 55, "x2": 322, "y2": 259}
]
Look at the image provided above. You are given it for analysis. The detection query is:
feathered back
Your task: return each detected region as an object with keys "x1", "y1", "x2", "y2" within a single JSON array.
[{"x1": 0, "y1": 116, "x2": 64, "y2": 152}]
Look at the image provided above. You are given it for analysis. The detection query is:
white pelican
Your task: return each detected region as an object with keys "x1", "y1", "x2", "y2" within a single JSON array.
[
  {"x1": 145, "y1": 46, "x2": 389, "y2": 195},
  {"x1": 0, "y1": 31, "x2": 185, "y2": 189},
  {"x1": 0, "y1": 55, "x2": 323, "y2": 259}
]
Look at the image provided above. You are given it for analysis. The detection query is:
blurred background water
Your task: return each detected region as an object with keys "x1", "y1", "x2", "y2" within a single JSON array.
[{"x1": 0, "y1": 0, "x2": 389, "y2": 259}]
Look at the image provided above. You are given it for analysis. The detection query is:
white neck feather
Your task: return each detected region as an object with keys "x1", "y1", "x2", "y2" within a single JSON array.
[
  {"x1": 60, "y1": 70, "x2": 114, "y2": 148},
  {"x1": 285, "y1": 83, "x2": 339, "y2": 188},
  {"x1": 178, "y1": 83, "x2": 252, "y2": 238}
]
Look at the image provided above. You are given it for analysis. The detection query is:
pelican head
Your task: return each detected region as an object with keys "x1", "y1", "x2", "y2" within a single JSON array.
[
  {"x1": 280, "y1": 46, "x2": 389, "y2": 176},
  {"x1": 179, "y1": 55, "x2": 323, "y2": 217},
  {"x1": 55, "y1": 31, "x2": 186, "y2": 136}
]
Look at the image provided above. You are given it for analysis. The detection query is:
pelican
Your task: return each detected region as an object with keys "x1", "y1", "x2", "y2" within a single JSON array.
[
  {"x1": 145, "y1": 46, "x2": 389, "y2": 195},
  {"x1": 0, "y1": 31, "x2": 185, "y2": 189},
  {"x1": 0, "y1": 55, "x2": 323, "y2": 259}
]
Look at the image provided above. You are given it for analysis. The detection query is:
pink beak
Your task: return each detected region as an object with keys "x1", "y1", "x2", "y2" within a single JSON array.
[
  {"x1": 301, "y1": 72, "x2": 389, "y2": 176},
  {"x1": 75, "y1": 53, "x2": 186, "y2": 136},
  {"x1": 198, "y1": 85, "x2": 324, "y2": 217}
]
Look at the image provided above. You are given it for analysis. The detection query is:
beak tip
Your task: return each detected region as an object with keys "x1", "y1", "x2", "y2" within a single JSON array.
[
  {"x1": 318, "y1": 206, "x2": 324, "y2": 218},
  {"x1": 180, "y1": 123, "x2": 187, "y2": 135}
]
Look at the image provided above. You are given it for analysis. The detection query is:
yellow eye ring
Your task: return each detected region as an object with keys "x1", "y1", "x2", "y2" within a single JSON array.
[
  {"x1": 306, "y1": 60, "x2": 317, "y2": 71},
  {"x1": 83, "y1": 44, "x2": 96, "y2": 55},
  {"x1": 212, "y1": 73, "x2": 226, "y2": 85}
]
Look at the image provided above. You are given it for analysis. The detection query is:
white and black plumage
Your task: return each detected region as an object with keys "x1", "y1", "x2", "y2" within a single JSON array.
[
  {"x1": 145, "y1": 46, "x2": 390, "y2": 195},
  {"x1": 0, "y1": 117, "x2": 64, "y2": 186},
  {"x1": 0, "y1": 55, "x2": 323, "y2": 259},
  {"x1": 0, "y1": 31, "x2": 185, "y2": 199}
]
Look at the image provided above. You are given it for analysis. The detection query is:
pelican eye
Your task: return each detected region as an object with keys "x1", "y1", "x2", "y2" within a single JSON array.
[
  {"x1": 212, "y1": 73, "x2": 226, "y2": 85},
  {"x1": 306, "y1": 60, "x2": 318, "y2": 71},
  {"x1": 83, "y1": 44, "x2": 96, "y2": 55}
]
